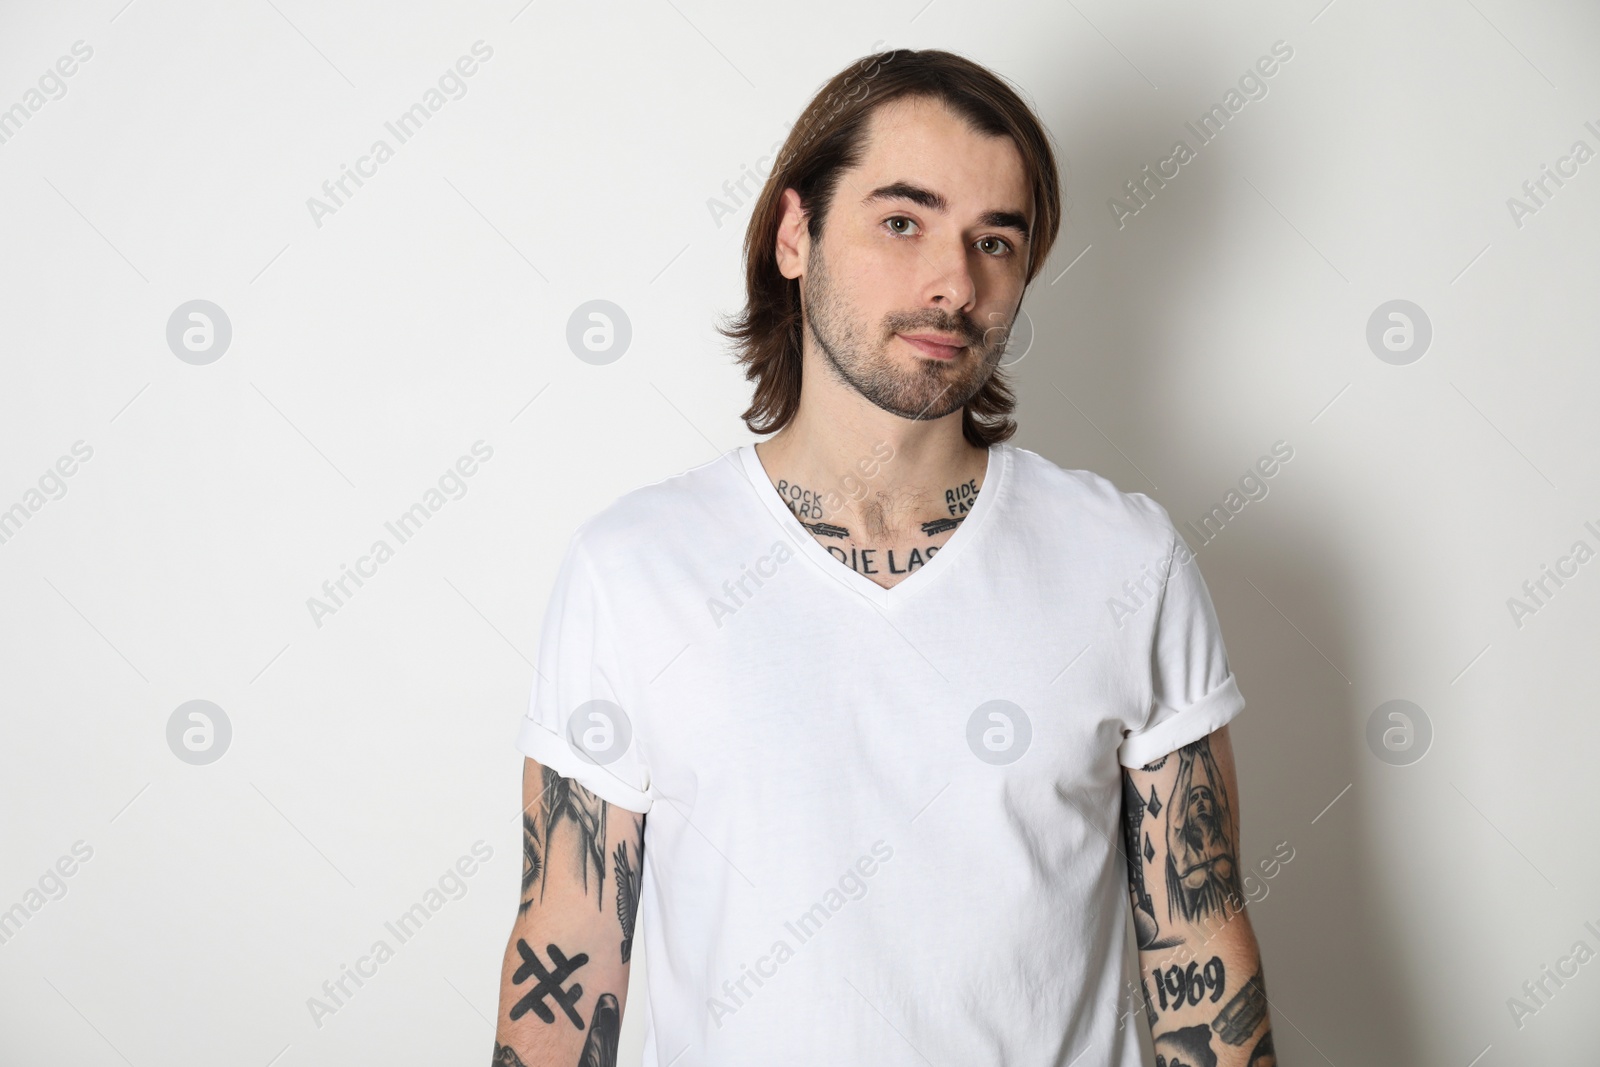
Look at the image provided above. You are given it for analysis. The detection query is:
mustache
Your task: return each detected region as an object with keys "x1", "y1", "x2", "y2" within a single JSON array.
[{"x1": 887, "y1": 318, "x2": 983, "y2": 346}]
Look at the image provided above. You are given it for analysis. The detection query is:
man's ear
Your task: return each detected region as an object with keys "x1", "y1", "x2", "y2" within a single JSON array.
[{"x1": 774, "y1": 188, "x2": 810, "y2": 280}]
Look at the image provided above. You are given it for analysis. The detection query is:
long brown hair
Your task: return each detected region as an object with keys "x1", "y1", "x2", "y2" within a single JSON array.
[{"x1": 717, "y1": 48, "x2": 1063, "y2": 448}]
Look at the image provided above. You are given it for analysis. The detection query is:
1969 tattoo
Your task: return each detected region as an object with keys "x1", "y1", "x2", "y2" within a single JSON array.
[{"x1": 1151, "y1": 956, "x2": 1227, "y2": 1012}]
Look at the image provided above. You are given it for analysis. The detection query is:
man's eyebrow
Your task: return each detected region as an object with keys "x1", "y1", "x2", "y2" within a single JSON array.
[{"x1": 861, "y1": 181, "x2": 1031, "y2": 243}]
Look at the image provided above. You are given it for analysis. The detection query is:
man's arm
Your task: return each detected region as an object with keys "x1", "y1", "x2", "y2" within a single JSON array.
[
  {"x1": 494, "y1": 757, "x2": 645, "y2": 1067},
  {"x1": 1120, "y1": 724, "x2": 1276, "y2": 1067}
]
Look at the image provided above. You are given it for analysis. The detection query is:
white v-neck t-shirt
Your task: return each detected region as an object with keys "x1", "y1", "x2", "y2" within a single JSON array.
[{"x1": 515, "y1": 441, "x2": 1247, "y2": 1067}]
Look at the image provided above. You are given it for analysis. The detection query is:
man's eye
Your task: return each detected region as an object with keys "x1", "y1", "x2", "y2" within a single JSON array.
[{"x1": 885, "y1": 218, "x2": 1012, "y2": 257}]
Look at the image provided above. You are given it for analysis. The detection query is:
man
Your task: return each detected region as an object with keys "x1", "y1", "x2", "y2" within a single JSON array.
[{"x1": 495, "y1": 47, "x2": 1276, "y2": 1067}]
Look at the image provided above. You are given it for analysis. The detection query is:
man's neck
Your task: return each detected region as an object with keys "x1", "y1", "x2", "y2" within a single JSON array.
[{"x1": 753, "y1": 411, "x2": 989, "y2": 547}]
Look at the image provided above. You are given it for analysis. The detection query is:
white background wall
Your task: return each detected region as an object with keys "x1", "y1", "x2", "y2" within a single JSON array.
[{"x1": 2, "y1": 1, "x2": 1596, "y2": 1064}]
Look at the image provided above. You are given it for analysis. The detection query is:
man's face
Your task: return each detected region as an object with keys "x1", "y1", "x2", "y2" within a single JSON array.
[{"x1": 791, "y1": 95, "x2": 1033, "y2": 422}]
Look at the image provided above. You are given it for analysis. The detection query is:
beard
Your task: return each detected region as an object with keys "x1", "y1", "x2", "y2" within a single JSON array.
[{"x1": 800, "y1": 236, "x2": 1012, "y2": 421}]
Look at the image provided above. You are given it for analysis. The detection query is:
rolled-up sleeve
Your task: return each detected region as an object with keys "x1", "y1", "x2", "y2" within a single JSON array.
[
  {"x1": 516, "y1": 530, "x2": 652, "y2": 812},
  {"x1": 1118, "y1": 527, "x2": 1246, "y2": 769}
]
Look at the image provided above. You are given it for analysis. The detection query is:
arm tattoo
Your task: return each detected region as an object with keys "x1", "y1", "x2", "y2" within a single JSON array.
[
  {"x1": 503, "y1": 771, "x2": 633, "y2": 1066},
  {"x1": 1163, "y1": 737, "x2": 1242, "y2": 924},
  {"x1": 519, "y1": 811, "x2": 542, "y2": 916},
  {"x1": 1211, "y1": 969, "x2": 1268, "y2": 1045},
  {"x1": 492, "y1": 991, "x2": 621, "y2": 1066},
  {"x1": 1121, "y1": 769, "x2": 1180, "y2": 950},
  {"x1": 539, "y1": 766, "x2": 608, "y2": 908},
  {"x1": 1153, "y1": 1024, "x2": 1218, "y2": 1067},
  {"x1": 509, "y1": 939, "x2": 590, "y2": 1029},
  {"x1": 1150, "y1": 956, "x2": 1227, "y2": 1013},
  {"x1": 1125, "y1": 737, "x2": 1273, "y2": 1061},
  {"x1": 491, "y1": 993, "x2": 621, "y2": 1066},
  {"x1": 577, "y1": 993, "x2": 622, "y2": 1067},
  {"x1": 614, "y1": 815, "x2": 644, "y2": 963},
  {"x1": 492, "y1": 1041, "x2": 528, "y2": 1066}
]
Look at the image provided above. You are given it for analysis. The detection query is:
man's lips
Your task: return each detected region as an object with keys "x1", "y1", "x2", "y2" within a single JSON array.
[{"x1": 898, "y1": 333, "x2": 967, "y2": 360}]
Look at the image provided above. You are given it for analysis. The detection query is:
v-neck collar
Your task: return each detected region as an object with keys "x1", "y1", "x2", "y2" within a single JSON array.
[{"x1": 737, "y1": 440, "x2": 1009, "y2": 611}]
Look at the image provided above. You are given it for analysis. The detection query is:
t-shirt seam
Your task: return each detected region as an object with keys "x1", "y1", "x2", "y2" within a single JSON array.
[{"x1": 1133, "y1": 524, "x2": 1181, "y2": 742}]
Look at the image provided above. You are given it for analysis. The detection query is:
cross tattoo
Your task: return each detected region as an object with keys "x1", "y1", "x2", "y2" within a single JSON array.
[{"x1": 509, "y1": 939, "x2": 590, "y2": 1029}]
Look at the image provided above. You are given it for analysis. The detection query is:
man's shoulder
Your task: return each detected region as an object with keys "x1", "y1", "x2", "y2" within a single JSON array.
[
  {"x1": 1006, "y1": 444, "x2": 1178, "y2": 546},
  {"x1": 566, "y1": 447, "x2": 750, "y2": 562}
]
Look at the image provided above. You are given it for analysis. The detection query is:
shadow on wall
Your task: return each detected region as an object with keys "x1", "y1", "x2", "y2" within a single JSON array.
[{"x1": 1013, "y1": 39, "x2": 1421, "y2": 1067}]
